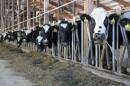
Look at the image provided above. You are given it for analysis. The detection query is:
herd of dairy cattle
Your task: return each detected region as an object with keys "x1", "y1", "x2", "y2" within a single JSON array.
[{"x1": 0, "y1": 7, "x2": 130, "y2": 73}]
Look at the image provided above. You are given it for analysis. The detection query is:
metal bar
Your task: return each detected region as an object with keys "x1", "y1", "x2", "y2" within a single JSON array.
[
  {"x1": 112, "y1": 24, "x2": 115, "y2": 72},
  {"x1": 81, "y1": 21, "x2": 84, "y2": 63},
  {"x1": 95, "y1": 45, "x2": 98, "y2": 67}
]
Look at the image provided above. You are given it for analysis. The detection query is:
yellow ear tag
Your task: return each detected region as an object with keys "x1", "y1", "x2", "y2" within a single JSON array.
[
  {"x1": 111, "y1": 18, "x2": 115, "y2": 25},
  {"x1": 53, "y1": 28, "x2": 57, "y2": 32},
  {"x1": 125, "y1": 23, "x2": 130, "y2": 31},
  {"x1": 71, "y1": 27, "x2": 74, "y2": 31},
  {"x1": 84, "y1": 17, "x2": 87, "y2": 22},
  {"x1": 17, "y1": 33, "x2": 20, "y2": 36}
]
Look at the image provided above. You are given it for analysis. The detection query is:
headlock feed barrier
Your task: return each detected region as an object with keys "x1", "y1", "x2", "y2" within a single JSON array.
[{"x1": 1, "y1": 2, "x2": 130, "y2": 84}]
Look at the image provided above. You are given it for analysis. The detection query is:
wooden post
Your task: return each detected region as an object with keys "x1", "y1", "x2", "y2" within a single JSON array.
[
  {"x1": 82, "y1": 0, "x2": 94, "y2": 64},
  {"x1": 27, "y1": 0, "x2": 30, "y2": 29},
  {"x1": 44, "y1": 0, "x2": 49, "y2": 24},
  {"x1": 7, "y1": 0, "x2": 11, "y2": 29},
  {"x1": 11, "y1": 0, "x2": 15, "y2": 30},
  {"x1": 17, "y1": 0, "x2": 21, "y2": 30},
  {"x1": 33, "y1": 0, "x2": 35, "y2": 27},
  {"x1": 1, "y1": 0, "x2": 5, "y2": 32},
  {"x1": 0, "y1": 0, "x2": 3, "y2": 29},
  {"x1": 39, "y1": 0, "x2": 42, "y2": 26}
]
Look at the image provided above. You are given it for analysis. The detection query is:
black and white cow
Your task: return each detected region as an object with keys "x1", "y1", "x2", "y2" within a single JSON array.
[
  {"x1": 91, "y1": 8, "x2": 109, "y2": 44},
  {"x1": 36, "y1": 24, "x2": 59, "y2": 52},
  {"x1": 4, "y1": 31, "x2": 15, "y2": 42},
  {"x1": 81, "y1": 8, "x2": 130, "y2": 73},
  {"x1": 59, "y1": 20, "x2": 74, "y2": 46},
  {"x1": 0, "y1": 34, "x2": 3, "y2": 42},
  {"x1": 80, "y1": 7, "x2": 109, "y2": 66},
  {"x1": 36, "y1": 24, "x2": 52, "y2": 51},
  {"x1": 14, "y1": 31, "x2": 27, "y2": 47},
  {"x1": 24, "y1": 26, "x2": 42, "y2": 44},
  {"x1": 51, "y1": 25, "x2": 59, "y2": 47}
]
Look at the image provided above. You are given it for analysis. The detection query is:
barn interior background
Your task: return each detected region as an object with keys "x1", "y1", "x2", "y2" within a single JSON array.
[{"x1": 0, "y1": 0, "x2": 130, "y2": 85}]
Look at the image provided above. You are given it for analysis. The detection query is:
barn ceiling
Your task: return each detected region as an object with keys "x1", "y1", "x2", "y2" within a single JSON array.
[{"x1": 43, "y1": 0, "x2": 130, "y2": 19}]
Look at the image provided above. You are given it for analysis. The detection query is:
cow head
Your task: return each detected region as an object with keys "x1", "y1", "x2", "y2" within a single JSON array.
[
  {"x1": 59, "y1": 21, "x2": 73, "y2": 46},
  {"x1": 41, "y1": 24, "x2": 52, "y2": 46},
  {"x1": 51, "y1": 25, "x2": 59, "y2": 45},
  {"x1": 91, "y1": 7, "x2": 109, "y2": 44}
]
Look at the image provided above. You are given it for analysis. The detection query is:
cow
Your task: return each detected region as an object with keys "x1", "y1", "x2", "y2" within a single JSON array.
[
  {"x1": 0, "y1": 34, "x2": 3, "y2": 42},
  {"x1": 80, "y1": 7, "x2": 109, "y2": 67},
  {"x1": 24, "y1": 25, "x2": 42, "y2": 44},
  {"x1": 59, "y1": 20, "x2": 74, "y2": 46},
  {"x1": 36, "y1": 24, "x2": 52, "y2": 52},
  {"x1": 36, "y1": 24, "x2": 59, "y2": 52},
  {"x1": 90, "y1": 7, "x2": 109, "y2": 44},
  {"x1": 82, "y1": 8, "x2": 130, "y2": 73},
  {"x1": 14, "y1": 31, "x2": 27, "y2": 47},
  {"x1": 4, "y1": 31, "x2": 15, "y2": 42}
]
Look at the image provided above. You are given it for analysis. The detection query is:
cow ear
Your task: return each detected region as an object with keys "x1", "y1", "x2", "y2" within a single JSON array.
[
  {"x1": 124, "y1": 23, "x2": 130, "y2": 31},
  {"x1": 71, "y1": 25, "x2": 76, "y2": 31},
  {"x1": 52, "y1": 25, "x2": 59, "y2": 32},
  {"x1": 104, "y1": 17, "x2": 109, "y2": 27}
]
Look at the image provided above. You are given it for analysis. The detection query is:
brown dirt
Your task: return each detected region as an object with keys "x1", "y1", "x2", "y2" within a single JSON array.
[{"x1": 0, "y1": 43, "x2": 127, "y2": 86}]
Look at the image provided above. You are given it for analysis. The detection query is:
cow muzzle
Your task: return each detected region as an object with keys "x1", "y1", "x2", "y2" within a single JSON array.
[
  {"x1": 43, "y1": 39, "x2": 49, "y2": 45},
  {"x1": 93, "y1": 33, "x2": 105, "y2": 44}
]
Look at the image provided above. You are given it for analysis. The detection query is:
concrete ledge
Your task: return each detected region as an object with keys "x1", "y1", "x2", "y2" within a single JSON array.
[{"x1": 83, "y1": 65, "x2": 130, "y2": 86}]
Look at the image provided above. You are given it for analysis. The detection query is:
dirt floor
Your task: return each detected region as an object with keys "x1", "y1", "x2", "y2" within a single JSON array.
[
  {"x1": 0, "y1": 43, "x2": 127, "y2": 86},
  {"x1": 0, "y1": 60, "x2": 33, "y2": 86}
]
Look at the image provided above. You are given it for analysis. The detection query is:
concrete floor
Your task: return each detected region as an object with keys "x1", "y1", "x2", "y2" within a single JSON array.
[{"x1": 0, "y1": 60, "x2": 33, "y2": 86}]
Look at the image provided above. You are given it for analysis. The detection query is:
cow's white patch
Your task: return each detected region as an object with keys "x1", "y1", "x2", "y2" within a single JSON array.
[
  {"x1": 44, "y1": 39, "x2": 47, "y2": 42},
  {"x1": 23, "y1": 39, "x2": 26, "y2": 42},
  {"x1": 17, "y1": 37, "x2": 21, "y2": 42},
  {"x1": 25, "y1": 30, "x2": 31, "y2": 35},
  {"x1": 43, "y1": 25, "x2": 50, "y2": 33},
  {"x1": 2, "y1": 33, "x2": 6, "y2": 38},
  {"x1": 122, "y1": 12, "x2": 130, "y2": 19},
  {"x1": 37, "y1": 36, "x2": 43, "y2": 44},
  {"x1": 60, "y1": 23, "x2": 67, "y2": 29},
  {"x1": 91, "y1": 7, "x2": 108, "y2": 34}
]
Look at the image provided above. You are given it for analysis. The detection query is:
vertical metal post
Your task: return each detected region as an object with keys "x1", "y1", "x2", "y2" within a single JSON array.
[
  {"x1": 81, "y1": 21, "x2": 84, "y2": 63},
  {"x1": 72, "y1": 2, "x2": 76, "y2": 61},
  {"x1": 112, "y1": 24, "x2": 115, "y2": 72}
]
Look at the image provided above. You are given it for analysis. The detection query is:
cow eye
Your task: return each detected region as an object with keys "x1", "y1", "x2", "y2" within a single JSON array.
[{"x1": 91, "y1": 18, "x2": 96, "y2": 29}]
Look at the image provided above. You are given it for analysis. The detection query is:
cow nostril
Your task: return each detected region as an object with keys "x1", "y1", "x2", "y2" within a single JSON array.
[
  {"x1": 98, "y1": 30, "x2": 101, "y2": 32},
  {"x1": 99, "y1": 26, "x2": 102, "y2": 29}
]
